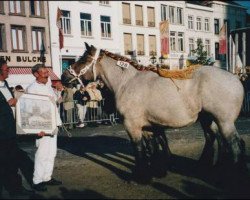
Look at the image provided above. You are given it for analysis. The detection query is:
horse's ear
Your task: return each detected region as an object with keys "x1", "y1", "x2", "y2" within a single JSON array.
[{"x1": 85, "y1": 42, "x2": 91, "y2": 52}]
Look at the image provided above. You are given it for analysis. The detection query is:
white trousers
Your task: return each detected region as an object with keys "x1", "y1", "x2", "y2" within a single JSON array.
[
  {"x1": 76, "y1": 104, "x2": 87, "y2": 123},
  {"x1": 33, "y1": 134, "x2": 57, "y2": 184}
]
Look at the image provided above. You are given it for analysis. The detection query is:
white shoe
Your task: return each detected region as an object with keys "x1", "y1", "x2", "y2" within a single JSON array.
[{"x1": 76, "y1": 123, "x2": 85, "y2": 128}]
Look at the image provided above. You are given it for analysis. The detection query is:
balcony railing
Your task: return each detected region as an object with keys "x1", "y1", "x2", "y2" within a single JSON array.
[
  {"x1": 137, "y1": 50, "x2": 145, "y2": 55},
  {"x1": 149, "y1": 51, "x2": 156, "y2": 56},
  {"x1": 123, "y1": 18, "x2": 131, "y2": 24},
  {"x1": 136, "y1": 20, "x2": 143, "y2": 26},
  {"x1": 148, "y1": 21, "x2": 155, "y2": 27}
]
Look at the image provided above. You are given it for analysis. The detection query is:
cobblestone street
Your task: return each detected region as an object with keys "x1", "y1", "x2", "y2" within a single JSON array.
[{"x1": 2, "y1": 117, "x2": 250, "y2": 199}]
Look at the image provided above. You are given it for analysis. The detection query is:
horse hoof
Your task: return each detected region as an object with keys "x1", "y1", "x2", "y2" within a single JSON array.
[{"x1": 132, "y1": 169, "x2": 152, "y2": 184}]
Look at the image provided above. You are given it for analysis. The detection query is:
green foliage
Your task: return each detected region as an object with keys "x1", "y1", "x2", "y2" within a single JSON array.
[{"x1": 189, "y1": 39, "x2": 214, "y2": 66}]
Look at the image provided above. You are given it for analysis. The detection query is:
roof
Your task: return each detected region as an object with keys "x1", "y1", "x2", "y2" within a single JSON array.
[{"x1": 9, "y1": 67, "x2": 60, "y2": 80}]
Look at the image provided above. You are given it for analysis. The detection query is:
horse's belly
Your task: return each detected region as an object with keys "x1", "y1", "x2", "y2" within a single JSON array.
[{"x1": 148, "y1": 111, "x2": 198, "y2": 128}]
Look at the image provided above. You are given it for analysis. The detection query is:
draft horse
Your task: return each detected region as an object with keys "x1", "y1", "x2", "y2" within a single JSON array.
[{"x1": 61, "y1": 43, "x2": 246, "y2": 183}]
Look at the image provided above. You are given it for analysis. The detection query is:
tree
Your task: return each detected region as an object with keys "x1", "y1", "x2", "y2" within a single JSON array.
[{"x1": 188, "y1": 39, "x2": 215, "y2": 66}]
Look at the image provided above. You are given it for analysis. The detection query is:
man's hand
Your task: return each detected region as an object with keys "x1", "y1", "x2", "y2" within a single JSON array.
[
  {"x1": 38, "y1": 131, "x2": 46, "y2": 137},
  {"x1": 8, "y1": 98, "x2": 17, "y2": 107}
]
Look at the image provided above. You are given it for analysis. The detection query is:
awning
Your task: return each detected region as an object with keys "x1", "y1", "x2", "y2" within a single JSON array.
[{"x1": 9, "y1": 67, "x2": 60, "y2": 80}]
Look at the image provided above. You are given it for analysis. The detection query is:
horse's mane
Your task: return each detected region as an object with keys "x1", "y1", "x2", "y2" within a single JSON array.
[{"x1": 101, "y1": 50, "x2": 201, "y2": 79}]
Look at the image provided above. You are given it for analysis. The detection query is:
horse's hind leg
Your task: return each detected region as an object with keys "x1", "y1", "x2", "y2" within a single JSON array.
[
  {"x1": 218, "y1": 121, "x2": 246, "y2": 172},
  {"x1": 199, "y1": 111, "x2": 218, "y2": 166}
]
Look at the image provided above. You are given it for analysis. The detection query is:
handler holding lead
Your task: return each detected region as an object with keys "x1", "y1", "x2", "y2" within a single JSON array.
[{"x1": 26, "y1": 64, "x2": 62, "y2": 192}]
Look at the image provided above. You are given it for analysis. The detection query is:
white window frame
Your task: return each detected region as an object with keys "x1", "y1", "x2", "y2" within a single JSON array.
[
  {"x1": 101, "y1": 15, "x2": 111, "y2": 38},
  {"x1": 99, "y1": 1, "x2": 109, "y2": 5},
  {"x1": 169, "y1": 6, "x2": 175, "y2": 24},
  {"x1": 80, "y1": 13, "x2": 92, "y2": 37},
  {"x1": 30, "y1": 1, "x2": 42, "y2": 16},
  {"x1": 61, "y1": 10, "x2": 71, "y2": 35},
  {"x1": 32, "y1": 27, "x2": 44, "y2": 51},
  {"x1": 189, "y1": 38, "x2": 195, "y2": 56},
  {"x1": 177, "y1": 32, "x2": 184, "y2": 52},
  {"x1": 170, "y1": 31, "x2": 176, "y2": 51},
  {"x1": 204, "y1": 39, "x2": 210, "y2": 56},
  {"x1": 161, "y1": 4, "x2": 168, "y2": 21},
  {"x1": 11, "y1": 26, "x2": 25, "y2": 51},
  {"x1": 0, "y1": 24, "x2": 5, "y2": 51},
  {"x1": 177, "y1": 7, "x2": 183, "y2": 25},
  {"x1": 188, "y1": 15, "x2": 194, "y2": 30},
  {"x1": 9, "y1": 1, "x2": 21, "y2": 14},
  {"x1": 196, "y1": 17, "x2": 202, "y2": 31},
  {"x1": 204, "y1": 18, "x2": 210, "y2": 32}
]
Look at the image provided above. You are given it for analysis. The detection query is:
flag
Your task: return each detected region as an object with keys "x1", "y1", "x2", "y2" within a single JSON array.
[
  {"x1": 56, "y1": 7, "x2": 64, "y2": 49},
  {"x1": 40, "y1": 38, "x2": 45, "y2": 64},
  {"x1": 219, "y1": 23, "x2": 227, "y2": 54},
  {"x1": 159, "y1": 20, "x2": 169, "y2": 58}
]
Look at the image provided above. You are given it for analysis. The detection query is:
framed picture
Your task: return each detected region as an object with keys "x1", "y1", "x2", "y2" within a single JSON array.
[{"x1": 16, "y1": 93, "x2": 57, "y2": 135}]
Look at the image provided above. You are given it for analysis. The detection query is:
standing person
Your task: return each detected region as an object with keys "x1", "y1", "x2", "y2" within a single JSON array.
[
  {"x1": 0, "y1": 59, "x2": 33, "y2": 197},
  {"x1": 97, "y1": 80, "x2": 116, "y2": 125},
  {"x1": 62, "y1": 87, "x2": 75, "y2": 129},
  {"x1": 86, "y1": 82, "x2": 102, "y2": 127},
  {"x1": 73, "y1": 85, "x2": 90, "y2": 128},
  {"x1": 14, "y1": 85, "x2": 25, "y2": 99},
  {"x1": 53, "y1": 82, "x2": 64, "y2": 120},
  {"x1": 26, "y1": 64, "x2": 62, "y2": 192}
]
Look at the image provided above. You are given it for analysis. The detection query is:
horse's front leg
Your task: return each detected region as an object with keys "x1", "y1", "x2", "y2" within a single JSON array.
[
  {"x1": 150, "y1": 127, "x2": 171, "y2": 178},
  {"x1": 124, "y1": 121, "x2": 152, "y2": 184}
]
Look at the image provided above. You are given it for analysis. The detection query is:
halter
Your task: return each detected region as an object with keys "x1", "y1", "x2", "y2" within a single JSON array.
[{"x1": 67, "y1": 48, "x2": 101, "y2": 86}]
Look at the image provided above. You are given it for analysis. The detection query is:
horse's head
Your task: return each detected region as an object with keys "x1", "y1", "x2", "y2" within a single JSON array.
[{"x1": 61, "y1": 42, "x2": 103, "y2": 87}]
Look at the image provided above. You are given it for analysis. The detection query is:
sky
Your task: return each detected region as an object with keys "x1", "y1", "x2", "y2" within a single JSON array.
[{"x1": 236, "y1": 1, "x2": 250, "y2": 13}]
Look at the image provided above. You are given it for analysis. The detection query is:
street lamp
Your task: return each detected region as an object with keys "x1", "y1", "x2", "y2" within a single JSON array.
[
  {"x1": 150, "y1": 51, "x2": 157, "y2": 65},
  {"x1": 159, "y1": 55, "x2": 165, "y2": 65}
]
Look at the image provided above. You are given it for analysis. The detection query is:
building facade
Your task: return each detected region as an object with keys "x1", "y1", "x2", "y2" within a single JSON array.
[
  {"x1": 0, "y1": 1, "x2": 58, "y2": 88},
  {"x1": 0, "y1": 1, "x2": 248, "y2": 87}
]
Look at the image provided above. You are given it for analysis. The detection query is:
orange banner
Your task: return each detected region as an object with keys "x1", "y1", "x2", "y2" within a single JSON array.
[
  {"x1": 219, "y1": 23, "x2": 227, "y2": 54},
  {"x1": 159, "y1": 20, "x2": 169, "y2": 58}
]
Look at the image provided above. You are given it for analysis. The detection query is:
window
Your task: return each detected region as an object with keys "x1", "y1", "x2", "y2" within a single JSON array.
[
  {"x1": 204, "y1": 18, "x2": 209, "y2": 31},
  {"x1": 196, "y1": 17, "x2": 202, "y2": 31},
  {"x1": 189, "y1": 38, "x2": 195, "y2": 56},
  {"x1": 11, "y1": 25, "x2": 26, "y2": 51},
  {"x1": 9, "y1": 1, "x2": 24, "y2": 14},
  {"x1": 204, "y1": 39, "x2": 210, "y2": 56},
  {"x1": 0, "y1": 2, "x2": 4, "y2": 14},
  {"x1": 80, "y1": 13, "x2": 92, "y2": 36},
  {"x1": 149, "y1": 35, "x2": 156, "y2": 56},
  {"x1": 177, "y1": 7, "x2": 183, "y2": 25},
  {"x1": 61, "y1": 10, "x2": 71, "y2": 35},
  {"x1": 101, "y1": 15, "x2": 111, "y2": 38},
  {"x1": 215, "y1": 42, "x2": 219, "y2": 60},
  {"x1": 214, "y1": 18, "x2": 219, "y2": 34},
  {"x1": 169, "y1": 6, "x2": 175, "y2": 23},
  {"x1": 188, "y1": 15, "x2": 193, "y2": 29},
  {"x1": 147, "y1": 7, "x2": 155, "y2": 27},
  {"x1": 136, "y1": 34, "x2": 144, "y2": 55},
  {"x1": 170, "y1": 31, "x2": 176, "y2": 51},
  {"x1": 122, "y1": 3, "x2": 131, "y2": 24},
  {"x1": 0, "y1": 24, "x2": 6, "y2": 51},
  {"x1": 135, "y1": 5, "x2": 143, "y2": 26},
  {"x1": 124, "y1": 33, "x2": 132, "y2": 55},
  {"x1": 32, "y1": 27, "x2": 45, "y2": 51},
  {"x1": 161, "y1": 4, "x2": 168, "y2": 21},
  {"x1": 177, "y1": 32, "x2": 184, "y2": 52},
  {"x1": 99, "y1": 1, "x2": 109, "y2": 5},
  {"x1": 30, "y1": 1, "x2": 44, "y2": 17}
]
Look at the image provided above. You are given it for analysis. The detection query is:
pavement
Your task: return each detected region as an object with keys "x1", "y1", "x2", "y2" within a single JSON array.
[{"x1": 1, "y1": 117, "x2": 250, "y2": 199}]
